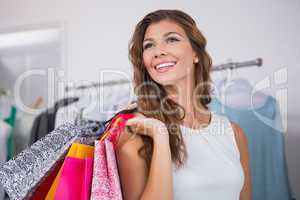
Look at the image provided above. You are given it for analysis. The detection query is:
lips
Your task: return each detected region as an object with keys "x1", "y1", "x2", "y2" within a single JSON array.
[{"x1": 154, "y1": 61, "x2": 176, "y2": 72}]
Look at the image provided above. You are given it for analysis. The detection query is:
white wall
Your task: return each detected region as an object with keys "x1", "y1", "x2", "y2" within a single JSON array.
[{"x1": 0, "y1": 0, "x2": 299, "y2": 198}]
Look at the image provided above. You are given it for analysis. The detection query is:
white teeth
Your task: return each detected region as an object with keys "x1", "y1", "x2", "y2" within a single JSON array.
[{"x1": 155, "y1": 62, "x2": 176, "y2": 69}]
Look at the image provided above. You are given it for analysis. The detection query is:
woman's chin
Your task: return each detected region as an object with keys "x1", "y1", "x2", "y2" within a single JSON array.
[
  {"x1": 151, "y1": 74, "x2": 183, "y2": 87},
  {"x1": 155, "y1": 79, "x2": 177, "y2": 87}
]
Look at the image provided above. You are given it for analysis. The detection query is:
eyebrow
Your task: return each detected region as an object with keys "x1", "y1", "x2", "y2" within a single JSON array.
[{"x1": 143, "y1": 31, "x2": 183, "y2": 43}]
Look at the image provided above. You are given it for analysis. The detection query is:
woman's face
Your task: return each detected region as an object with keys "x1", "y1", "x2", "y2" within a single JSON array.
[{"x1": 142, "y1": 20, "x2": 198, "y2": 87}]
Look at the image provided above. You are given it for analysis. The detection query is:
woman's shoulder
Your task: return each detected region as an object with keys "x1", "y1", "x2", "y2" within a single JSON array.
[
  {"x1": 229, "y1": 121, "x2": 252, "y2": 197},
  {"x1": 229, "y1": 121, "x2": 249, "y2": 162},
  {"x1": 230, "y1": 122, "x2": 248, "y2": 147},
  {"x1": 211, "y1": 113, "x2": 243, "y2": 134},
  {"x1": 210, "y1": 113, "x2": 249, "y2": 155}
]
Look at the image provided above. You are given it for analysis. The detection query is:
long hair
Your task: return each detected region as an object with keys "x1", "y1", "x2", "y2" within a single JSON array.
[{"x1": 128, "y1": 9, "x2": 212, "y2": 169}]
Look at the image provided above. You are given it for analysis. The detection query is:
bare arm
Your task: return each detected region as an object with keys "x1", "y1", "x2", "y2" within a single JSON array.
[
  {"x1": 116, "y1": 115, "x2": 173, "y2": 200},
  {"x1": 141, "y1": 134, "x2": 173, "y2": 200},
  {"x1": 231, "y1": 122, "x2": 252, "y2": 200},
  {"x1": 116, "y1": 134, "x2": 147, "y2": 200}
]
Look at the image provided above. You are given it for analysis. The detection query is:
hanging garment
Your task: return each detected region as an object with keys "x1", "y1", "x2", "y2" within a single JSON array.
[
  {"x1": 29, "y1": 97, "x2": 79, "y2": 144},
  {"x1": 0, "y1": 120, "x2": 11, "y2": 163},
  {"x1": 83, "y1": 84, "x2": 134, "y2": 122},
  {"x1": 55, "y1": 103, "x2": 78, "y2": 128},
  {"x1": 29, "y1": 107, "x2": 56, "y2": 144},
  {"x1": 0, "y1": 92, "x2": 11, "y2": 119},
  {"x1": 209, "y1": 96, "x2": 292, "y2": 200},
  {"x1": 172, "y1": 112, "x2": 244, "y2": 200},
  {"x1": 214, "y1": 78, "x2": 268, "y2": 110},
  {"x1": 54, "y1": 101, "x2": 113, "y2": 129},
  {"x1": 13, "y1": 112, "x2": 37, "y2": 156},
  {"x1": 55, "y1": 85, "x2": 135, "y2": 128},
  {"x1": 55, "y1": 92, "x2": 109, "y2": 128},
  {"x1": 0, "y1": 120, "x2": 11, "y2": 200},
  {"x1": 4, "y1": 105, "x2": 17, "y2": 161}
]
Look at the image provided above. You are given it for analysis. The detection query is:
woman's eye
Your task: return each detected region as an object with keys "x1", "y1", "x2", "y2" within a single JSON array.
[
  {"x1": 143, "y1": 43, "x2": 153, "y2": 50},
  {"x1": 167, "y1": 37, "x2": 179, "y2": 43}
]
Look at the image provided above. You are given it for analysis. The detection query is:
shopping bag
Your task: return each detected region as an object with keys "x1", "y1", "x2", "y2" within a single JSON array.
[
  {"x1": 45, "y1": 142, "x2": 95, "y2": 200},
  {"x1": 91, "y1": 140, "x2": 122, "y2": 200},
  {"x1": 100, "y1": 113, "x2": 135, "y2": 147},
  {"x1": 53, "y1": 143, "x2": 94, "y2": 200},
  {"x1": 0, "y1": 123, "x2": 99, "y2": 200},
  {"x1": 91, "y1": 113, "x2": 135, "y2": 200}
]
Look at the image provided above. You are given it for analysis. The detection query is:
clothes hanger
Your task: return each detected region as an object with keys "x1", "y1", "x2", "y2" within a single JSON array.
[
  {"x1": 82, "y1": 83, "x2": 135, "y2": 122},
  {"x1": 216, "y1": 59, "x2": 268, "y2": 110}
]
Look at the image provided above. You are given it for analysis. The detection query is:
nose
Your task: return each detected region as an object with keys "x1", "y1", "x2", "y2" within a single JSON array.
[{"x1": 154, "y1": 43, "x2": 167, "y2": 59}]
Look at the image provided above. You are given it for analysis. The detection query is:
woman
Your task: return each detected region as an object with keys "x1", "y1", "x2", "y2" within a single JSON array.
[{"x1": 116, "y1": 9, "x2": 252, "y2": 200}]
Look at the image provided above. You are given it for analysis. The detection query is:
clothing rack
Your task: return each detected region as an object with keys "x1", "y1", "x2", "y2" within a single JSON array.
[
  {"x1": 65, "y1": 57, "x2": 263, "y2": 91},
  {"x1": 212, "y1": 57, "x2": 262, "y2": 71},
  {"x1": 65, "y1": 79, "x2": 131, "y2": 92}
]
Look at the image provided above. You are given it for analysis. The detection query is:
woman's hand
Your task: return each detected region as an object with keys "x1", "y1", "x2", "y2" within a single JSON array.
[
  {"x1": 125, "y1": 112, "x2": 169, "y2": 142},
  {"x1": 117, "y1": 112, "x2": 173, "y2": 200},
  {"x1": 118, "y1": 101, "x2": 137, "y2": 110}
]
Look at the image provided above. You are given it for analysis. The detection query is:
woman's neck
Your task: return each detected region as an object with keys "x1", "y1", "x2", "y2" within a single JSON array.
[{"x1": 165, "y1": 79, "x2": 210, "y2": 128}]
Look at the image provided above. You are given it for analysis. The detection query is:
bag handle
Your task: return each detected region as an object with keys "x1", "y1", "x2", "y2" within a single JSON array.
[{"x1": 99, "y1": 113, "x2": 136, "y2": 148}]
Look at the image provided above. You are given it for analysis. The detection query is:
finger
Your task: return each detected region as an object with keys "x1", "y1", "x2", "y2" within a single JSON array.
[
  {"x1": 125, "y1": 117, "x2": 138, "y2": 126},
  {"x1": 124, "y1": 124, "x2": 135, "y2": 135},
  {"x1": 126, "y1": 115, "x2": 146, "y2": 123},
  {"x1": 127, "y1": 102, "x2": 137, "y2": 109},
  {"x1": 117, "y1": 105, "x2": 127, "y2": 111},
  {"x1": 125, "y1": 118, "x2": 147, "y2": 135},
  {"x1": 117, "y1": 102, "x2": 137, "y2": 111}
]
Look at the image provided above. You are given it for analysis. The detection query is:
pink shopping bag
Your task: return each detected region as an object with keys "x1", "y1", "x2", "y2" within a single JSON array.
[
  {"x1": 91, "y1": 139, "x2": 122, "y2": 200},
  {"x1": 54, "y1": 143, "x2": 94, "y2": 200}
]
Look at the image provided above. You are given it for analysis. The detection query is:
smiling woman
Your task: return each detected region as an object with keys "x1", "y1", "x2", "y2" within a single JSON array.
[
  {"x1": 143, "y1": 20, "x2": 198, "y2": 84},
  {"x1": 116, "y1": 9, "x2": 252, "y2": 200},
  {"x1": 142, "y1": 21, "x2": 198, "y2": 85}
]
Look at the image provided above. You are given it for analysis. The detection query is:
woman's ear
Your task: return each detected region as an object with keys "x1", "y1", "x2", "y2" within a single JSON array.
[{"x1": 194, "y1": 56, "x2": 199, "y2": 64}]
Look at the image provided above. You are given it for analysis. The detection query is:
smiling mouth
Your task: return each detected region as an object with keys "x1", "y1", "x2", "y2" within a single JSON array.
[{"x1": 154, "y1": 62, "x2": 176, "y2": 72}]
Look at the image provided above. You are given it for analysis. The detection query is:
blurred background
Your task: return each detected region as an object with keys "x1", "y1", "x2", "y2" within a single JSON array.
[{"x1": 0, "y1": 0, "x2": 299, "y2": 199}]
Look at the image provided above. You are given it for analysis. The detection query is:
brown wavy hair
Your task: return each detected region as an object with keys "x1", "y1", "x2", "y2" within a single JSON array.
[{"x1": 128, "y1": 9, "x2": 212, "y2": 169}]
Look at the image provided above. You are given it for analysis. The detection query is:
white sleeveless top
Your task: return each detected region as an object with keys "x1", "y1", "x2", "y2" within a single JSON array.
[{"x1": 172, "y1": 112, "x2": 244, "y2": 200}]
